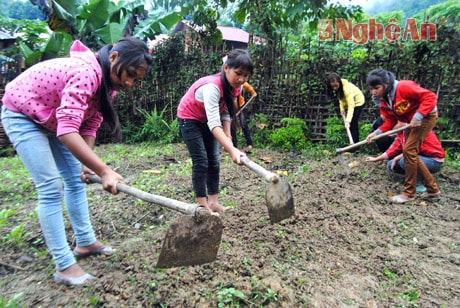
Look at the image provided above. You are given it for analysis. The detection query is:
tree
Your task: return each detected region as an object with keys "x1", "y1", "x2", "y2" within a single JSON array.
[
  {"x1": 0, "y1": 17, "x2": 50, "y2": 66},
  {"x1": 0, "y1": 0, "x2": 43, "y2": 20}
]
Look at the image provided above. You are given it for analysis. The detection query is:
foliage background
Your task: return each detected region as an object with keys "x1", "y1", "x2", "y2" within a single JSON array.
[{"x1": 112, "y1": 3, "x2": 459, "y2": 146}]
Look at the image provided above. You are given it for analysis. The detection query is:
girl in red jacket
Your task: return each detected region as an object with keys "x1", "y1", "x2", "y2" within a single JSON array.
[
  {"x1": 366, "y1": 126, "x2": 445, "y2": 192},
  {"x1": 365, "y1": 69, "x2": 440, "y2": 203}
]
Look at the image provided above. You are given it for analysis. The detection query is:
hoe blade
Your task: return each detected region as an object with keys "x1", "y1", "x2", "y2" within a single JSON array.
[
  {"x1": 156, "y1": 213, "x2": 223, "y2": 268},
  {"x1": 266, "y1": 175, "x2": 295, "y2": 224}
]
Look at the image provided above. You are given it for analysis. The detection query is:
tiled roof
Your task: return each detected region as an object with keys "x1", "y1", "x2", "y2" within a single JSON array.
[
  {"x1": 217, "y1": 26, "x2": 249, "y2": 43},
  {"x1": 0, "y1": 30, "x2": 15, "y2": 40}
]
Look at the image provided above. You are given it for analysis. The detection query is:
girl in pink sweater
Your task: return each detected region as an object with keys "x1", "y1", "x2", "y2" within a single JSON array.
[{"x1": 1, "y1": 37, "x2": 152, "y2": 285}]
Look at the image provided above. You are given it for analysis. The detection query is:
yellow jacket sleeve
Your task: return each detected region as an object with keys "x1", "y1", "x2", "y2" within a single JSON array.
[
  {"x1": 339, "y1": 79, "x2": 365, "y2": 123},
  {"x1": 243, "y1": 82, "x2": 255, "y2": 96},
  {"x1": 237, "y1": 95, "x2": 244, "y2": 108}
]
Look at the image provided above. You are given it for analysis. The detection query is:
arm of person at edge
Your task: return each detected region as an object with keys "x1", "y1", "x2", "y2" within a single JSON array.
[
  {"x1": 238, "y1": 83, "x2": 257, "y2": 110},
  {"x1": 59, "y1": 133, "x2": 123, "y2": 194},
  {"x1": 243, "y1": 82, "x2": 257, "y2": 97}
]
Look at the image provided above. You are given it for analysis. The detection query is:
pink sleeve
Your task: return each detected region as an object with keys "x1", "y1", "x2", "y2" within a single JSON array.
[{"x1": 56, "y1": 66, "x2": 102, "y2": 137}]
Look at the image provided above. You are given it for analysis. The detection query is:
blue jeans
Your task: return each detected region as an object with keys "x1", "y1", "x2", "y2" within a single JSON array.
[
  {"x1": 387, "y1": 154, "x2": 443, "y2": 181},
  {"x1": 1, "y1": 106, "x2": 97, "y2": 271},
  {"x1": 178, "y1": 118, "x2": 220, "y2": 198}
]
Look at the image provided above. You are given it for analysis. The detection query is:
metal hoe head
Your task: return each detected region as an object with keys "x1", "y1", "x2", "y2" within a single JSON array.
[
  {"x1": 240, "y1": 156, "x2": 295, "y2": 223},
  {"x1": 156, "y1": 207, "x2": 223, "y2": 268},
  {"x1": 266, "y1": 174, "x2": 295, "y2": 224},
  {"x1": 85, "y1": 174, "x2": 223, "y2": 268}
]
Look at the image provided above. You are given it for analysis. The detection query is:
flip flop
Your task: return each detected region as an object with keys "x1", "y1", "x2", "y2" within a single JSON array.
[
  {"x1": 421, "y1": 191, "x2": 441, "y2": 199},
  {"x1": 390, "y1": 194, "x2": 415, "y2": 204},
  {"x1": 53, "y1": 272, "x2": 95, "y2": 285},
  {"x1": 73, "y1": 245, "x2": 113, "y2": 259}
]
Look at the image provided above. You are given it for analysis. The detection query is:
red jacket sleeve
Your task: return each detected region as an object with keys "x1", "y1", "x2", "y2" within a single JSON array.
[{"x1": 384, "y1": 132, "x2": 403, "y2": 158}]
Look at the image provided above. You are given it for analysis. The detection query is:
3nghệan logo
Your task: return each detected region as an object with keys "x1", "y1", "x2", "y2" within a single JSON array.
[{"x1": 318, "y1": 18, "x2": 436, "y2": 44}]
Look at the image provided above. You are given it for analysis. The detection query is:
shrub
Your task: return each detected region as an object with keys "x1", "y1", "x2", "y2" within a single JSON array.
[
  {"x1": 269, "y1": 117, "x2": 308, "y2": 151},
  {"x1": 248, "y1": 113, "x2": 271, "y2": 148},
  {"x1": 130, "y1": 106, "x2": 180, "y2": 144},
  {"x1": 326, "y1": 115, "x2": 346, "y2": 148}
]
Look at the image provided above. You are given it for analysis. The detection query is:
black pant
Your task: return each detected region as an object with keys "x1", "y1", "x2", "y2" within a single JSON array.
[
  {"x1": 231, "y1": 111, "x2": 252, "y2": 148},
  {"x1": 349, "y1": 105, "x2": 363, "y2": 143}
]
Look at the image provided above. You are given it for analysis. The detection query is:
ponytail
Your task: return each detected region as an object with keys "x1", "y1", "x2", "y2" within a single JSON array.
[
  {"x1": 96, "y1": 44, "x2": 121, "y2": 140},
  {"x1": 96, "y1": 37, "x2": 153, "y2": 141}
]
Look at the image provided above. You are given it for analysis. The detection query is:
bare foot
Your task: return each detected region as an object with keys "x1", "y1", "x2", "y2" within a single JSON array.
[{"x1": 207, "y1": 203, "x2": 229, "y2": 213}]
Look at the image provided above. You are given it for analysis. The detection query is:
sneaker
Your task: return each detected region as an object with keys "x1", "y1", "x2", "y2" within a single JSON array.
[{"x1": 416, "y1": 184, "x2": 427, "y2": 193}]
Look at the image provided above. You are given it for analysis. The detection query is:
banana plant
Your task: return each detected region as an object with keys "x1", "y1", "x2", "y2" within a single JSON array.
[{"x1": 27, "y1": 0, "x2": 184, "y2": 63}]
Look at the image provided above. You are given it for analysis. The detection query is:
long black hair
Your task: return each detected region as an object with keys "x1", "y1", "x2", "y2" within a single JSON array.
[
  {"x1": 366, "y1": 69, "x2": 395, "y2": 102},
  {"x1": 96, "y1": 37, "x2": 153, "y2": 140},
  {"x1": 326, "y1": 72, "x2": 344, "y2": 100},
  {"x1": 221, "y1": 49, "x2": 254, "y2": 120}
]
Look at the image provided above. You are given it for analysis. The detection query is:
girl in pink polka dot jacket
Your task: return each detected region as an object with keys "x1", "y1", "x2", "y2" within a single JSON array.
[{"x1": 1, "y1": 37, "x2": 152, "y2": 285}]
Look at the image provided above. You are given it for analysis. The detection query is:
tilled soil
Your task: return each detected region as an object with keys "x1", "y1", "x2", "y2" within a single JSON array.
[{"x1": 1, "y1": 143, "x2": 459, "y2": 307}]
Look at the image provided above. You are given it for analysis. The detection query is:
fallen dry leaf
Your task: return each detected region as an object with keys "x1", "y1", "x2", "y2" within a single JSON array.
[{"x1": 261, "y1": 156, "x2": 273, "y2": 163}]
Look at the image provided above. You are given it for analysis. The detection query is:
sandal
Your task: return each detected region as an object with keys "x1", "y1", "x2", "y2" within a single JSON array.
[
  {"x1": 421, "y1": 191, "x2": 441, "y2": 199},
  {"x1": 73, "y1": 245, "x2": 113, "y2": 259},
  {"x1": 53, "y1": 272, "x2": 95, "y2": 285},
  {"x1": 390, "y1": 194, "x2": 415, "y2": 204}
]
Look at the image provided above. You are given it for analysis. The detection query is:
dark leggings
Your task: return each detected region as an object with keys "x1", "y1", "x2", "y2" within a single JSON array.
[{"x1": 178, "y1": 118, "x2": 220, "y2": 198}]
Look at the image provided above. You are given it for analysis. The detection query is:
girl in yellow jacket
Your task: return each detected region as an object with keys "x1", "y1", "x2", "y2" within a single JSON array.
[{"x1": 326, "y1": 72, "x2": 365, "y2": 143}]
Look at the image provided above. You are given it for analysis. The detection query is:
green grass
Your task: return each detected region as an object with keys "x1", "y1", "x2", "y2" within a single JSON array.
[{"x1": 0, "y1": 155, "x2": 35, "y2": 203}]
